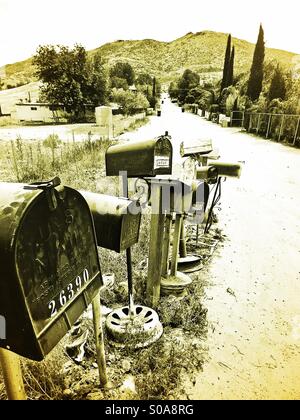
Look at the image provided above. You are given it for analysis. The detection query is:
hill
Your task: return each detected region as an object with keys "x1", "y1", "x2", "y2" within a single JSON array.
[{"x1": 0, "y1": 31, "x2": 297, "y2": 89}]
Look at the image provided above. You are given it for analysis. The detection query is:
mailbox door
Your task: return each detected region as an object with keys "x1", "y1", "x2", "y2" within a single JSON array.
[
  {"x1": 80, "y1": 192, "x2": 141, "y2": 253},
  {"x1": 0, "y1": 184, "x2": 102, "y2": 360}
]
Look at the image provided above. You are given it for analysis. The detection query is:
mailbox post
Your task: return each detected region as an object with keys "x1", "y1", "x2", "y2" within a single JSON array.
[
  {"x1": 0, "y1": 348, "x2": 26, "y2": 400},
  {"x1": 106, "y1": 134, "x2": 173, "y2": 308}
]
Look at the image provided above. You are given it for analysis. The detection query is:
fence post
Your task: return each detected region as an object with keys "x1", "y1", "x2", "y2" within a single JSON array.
[
  {"x1": 241, "y1": 111, "x2": 245, "y2": 129},
  {"x1": 249, "y1": 114, "x2": 252, "y2": 132},
  {"x1": 278, "y1": 115, "x2": 285, "y2": 142},
  {"x1": 256, "y1": 114, "x2": 261, "y2": 134},
  {"x1": 266, "y1": 114, "x2": 272, "y2": 139},
  {"x1": 293, "y1": 117, "x2": 300, "y2": 146}
]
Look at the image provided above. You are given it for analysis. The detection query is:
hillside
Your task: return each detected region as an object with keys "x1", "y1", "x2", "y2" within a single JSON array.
[{"x1": 0, "y1": 31, "x2": 297, "y2": 89}]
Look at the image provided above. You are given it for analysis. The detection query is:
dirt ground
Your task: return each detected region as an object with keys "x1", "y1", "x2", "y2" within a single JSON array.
[{"x1": 121, "y1": 98, "x2": 300, "y2": 400}]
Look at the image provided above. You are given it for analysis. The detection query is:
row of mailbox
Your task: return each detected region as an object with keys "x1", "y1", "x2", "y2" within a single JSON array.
[{"x1": 0, "y1": 134, "x2": 240, "y2": 361}]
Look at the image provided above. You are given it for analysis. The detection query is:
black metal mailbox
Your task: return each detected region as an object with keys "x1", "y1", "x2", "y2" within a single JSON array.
[
  {"x1": 196, "y1": 166, "x2": 219, "y2": 184},
  {"x1": 0, "y1": 181, "x2": 102, "y2": 361},
  {"x1": 208, "y1": 162, "x2": 242, "y2": 178},
  {"x1": 80, "y1": 192, "x2": 142, "y2": 253},
  {"x1": 105, "y1": 134, "x2": 173, "y2": 178}
]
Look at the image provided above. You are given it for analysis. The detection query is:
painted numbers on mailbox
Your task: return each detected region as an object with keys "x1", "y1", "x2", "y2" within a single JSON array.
[{"x1": 48, "y1": 268, "x2": 90, "y2": 318}]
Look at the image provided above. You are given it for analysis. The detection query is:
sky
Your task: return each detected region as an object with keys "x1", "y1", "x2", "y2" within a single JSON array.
[{"x1": 0, "y1": 0, "x2": 300, "y2": 67}]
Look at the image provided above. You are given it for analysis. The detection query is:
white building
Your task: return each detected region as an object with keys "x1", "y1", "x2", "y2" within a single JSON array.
[{"x1": 16, "y1": 102, "x2": 66, "y2": 123}]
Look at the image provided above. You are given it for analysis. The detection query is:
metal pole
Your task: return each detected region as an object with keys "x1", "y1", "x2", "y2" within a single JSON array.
[
  {"x1": 241, "y1": 111, "x2": 245, "y2": 129},
  {"x1": 0, "y1": 348, "x2": 26, "y2": 400},
  {"x1": 92, "y1": 294, "x2": 108, "y2": 389},
  {"x1": 179, "y1": 219, "x2": 188, "y2": 258},
  {"x1": 278, "y1": 115, "x2": 285, "y2": 142},
  {"x1": 293, "y1": 117, "x2": 300, "y2": 146},
  {"x1": 121, "y1": 173, "x2": 135, "y2": 318},
  {"x1": 266, "y1": 114, "x2": 272, "y2": 139},
  {"x1": 256, "y1": 114, "x2": 261, "y2": 134},
  {"x1": 170, "y1": 214, "x2": 183, "y2": 277},
  {"x1": 147, "y1": 184, "x2": 165, "y2": 307},
  {"x1": 161, "y1": 215, "x2": 172, "y2": 278}
]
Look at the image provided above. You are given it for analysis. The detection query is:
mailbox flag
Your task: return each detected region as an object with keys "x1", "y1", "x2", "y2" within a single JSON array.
[{"x1": 0, "y1": 315, "x2": 6, "y2": 340}]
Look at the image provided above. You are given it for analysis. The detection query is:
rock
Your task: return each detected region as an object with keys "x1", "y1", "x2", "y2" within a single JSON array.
[
  {"x1": 86, "y1": 391, "x2": 104, "y2": 401},
  {"x1": 63, "y1": 389, "x2": 74, "y2": 398},
  {"x1": 122, "y1": 359, "x2": 131, "y2": 373},
  {"x1": 120, "y1": 375, "x2": 136, "y2": 394}
]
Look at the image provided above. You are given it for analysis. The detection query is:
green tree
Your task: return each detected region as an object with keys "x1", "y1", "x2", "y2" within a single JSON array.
[
  {"x1": 227, "y1": 46, "x2": 235, "y2": 87},
  {"x1": 136, "y1": 73, "x2": 153, "y2": 85},
  {"x1": 150, "y1": 77, "x2": 157, "y2": 108},
  {"x1": 84, "y1": 53, "x2": 109, "y2": 107},
  {"x1": 178, "y1": 69, "x2": 200, "y2": 103},
  {"x1": 111, "y1": 88, "x2": 149, "y2": 115},
  {"x1": 110, "y1": 76, "x2": 129, "y2": 90},
  {"x1": 221, "y1": 34, "x2": 232, "y2": 93},
  {"x1": 247, "y1": 24, "x2": 265, "y2": 101},
  {"x1": 33, "y1": 45, "x2": 108, "y2": 120},
  {"x1": 110, "y1": 62, "x2": 135, "y2": 86},
  {"x1": 168, "y1": 81, "x2": 178, "y2": 99},
  {"x1": 268, "y1": 65, "x2": 286, "y2": 102}
]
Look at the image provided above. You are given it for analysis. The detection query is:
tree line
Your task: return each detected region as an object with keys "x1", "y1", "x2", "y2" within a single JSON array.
[
  {"x1": 33, "y1": 45, "x2": 161, "y2": 122},
  {"x1": 169, "y1": 24, "x2": 300, "y2": 126}
]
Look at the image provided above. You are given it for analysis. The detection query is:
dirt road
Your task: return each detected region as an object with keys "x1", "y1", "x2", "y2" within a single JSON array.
[{"x1": 122, "y1": 98, "x2": 300, "y2": 400}]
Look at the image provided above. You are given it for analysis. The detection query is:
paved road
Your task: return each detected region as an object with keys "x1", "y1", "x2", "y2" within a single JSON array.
[{"x1": 122, "y1": 98, "x2": 300, "y2": 400}]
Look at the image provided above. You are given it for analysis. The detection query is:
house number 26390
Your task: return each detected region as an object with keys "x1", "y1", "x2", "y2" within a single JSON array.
[{"x1": 48, "y1": 269, "x2": 90, "y2": 318}]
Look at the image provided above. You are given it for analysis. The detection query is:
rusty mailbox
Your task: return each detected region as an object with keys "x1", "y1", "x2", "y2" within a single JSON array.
[
  {"x1": 0, "y1": 180, "x2": 102, "y2": 361},
  {"x1": 80, "y1": 192, "x2": 142, "y2": 253},
  {"x1": 105, "y1": 134, "x2": 173, "y2": 178}
]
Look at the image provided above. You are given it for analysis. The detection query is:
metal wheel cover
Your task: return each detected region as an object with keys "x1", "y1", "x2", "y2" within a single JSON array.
[{"x1": 106, "y1": 305, "x2": 163, "y2": 349}]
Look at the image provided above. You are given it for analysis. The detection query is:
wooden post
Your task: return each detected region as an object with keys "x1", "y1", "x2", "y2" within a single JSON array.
[
  {"x1": 170, "y1": 214, "x2": 183, "y2": 277},
  {"x1": 161, "y1": 215, "x2": 172, "y2": 278},
  {"x1": 147, "y1": 184, "x2": 166, "y2": 307},
  {"x1": 266, "y1": 114, "x2": 272, "y2": 139},
  {"x1": 278, "y1": 115, "x2": 285, "y2": 142},
  {"x1": 92, "y1": 293, "x2": 108, "y2": 389},
  {"x1": 0, "y1": 348, "x2": 26, "y2": 400},
  {"x1": 293, "y1": 117, "x2": 300, "y2": 146}
]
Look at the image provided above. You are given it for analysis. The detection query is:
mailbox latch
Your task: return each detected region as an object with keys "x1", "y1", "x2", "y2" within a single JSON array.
[{"x1": 24, "y1": 177, "x2": 61, "y2": 211}]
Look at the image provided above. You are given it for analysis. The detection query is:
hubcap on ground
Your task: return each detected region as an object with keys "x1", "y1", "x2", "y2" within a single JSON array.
[{"x1": 106, "y1": 305, "x2": 163, "y2": 349}]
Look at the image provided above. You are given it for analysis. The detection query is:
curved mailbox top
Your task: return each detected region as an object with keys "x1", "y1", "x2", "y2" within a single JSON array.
[
  {"x1": 106, "y1": 135, "x2": 173, "y2": 178},
  {"x1": 0, "y1": 182, "x2": 102, "y2": 361}
]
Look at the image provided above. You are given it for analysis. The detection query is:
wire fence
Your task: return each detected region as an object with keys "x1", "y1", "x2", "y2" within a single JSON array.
[{"x1": 231, "y1": 111, "x2": 300, "y2": 147}]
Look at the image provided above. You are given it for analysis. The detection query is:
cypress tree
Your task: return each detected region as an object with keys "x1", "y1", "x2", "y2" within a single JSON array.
[
  {"x1": 247, "y1": 24, "x2": 265, "y2": 101},
  {"x1": 269, "y1": 65, "x2": 286, "y2": 102},
  {"x1": 221, "y1": 34, "x2": 232, "y2": 93},
  {"x1": 228, "y1": 46, "x2": 235, "y2": 87}
]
